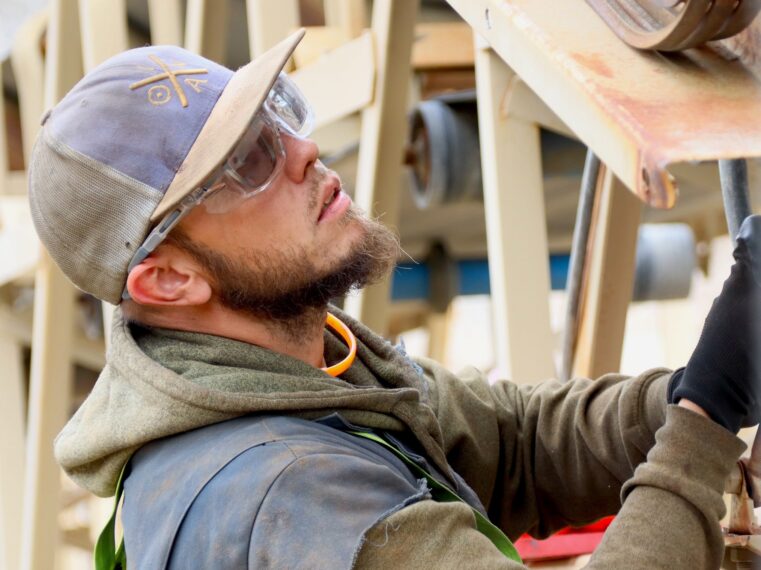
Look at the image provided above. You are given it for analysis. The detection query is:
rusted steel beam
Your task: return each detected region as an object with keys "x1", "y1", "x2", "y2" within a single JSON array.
[
  {"x1": 585, "y1": 0, "x2": 761, "y2": 52},
  {"x1": 445, "y1": 0, "x2": 761, "y2": 209}
]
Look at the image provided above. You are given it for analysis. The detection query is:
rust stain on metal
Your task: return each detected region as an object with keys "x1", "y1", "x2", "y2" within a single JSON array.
[
  {"x1": 557, "y1": 7, "x2": 761, "y2": 208},
  {"x1": 571, "y1": 52, "x2": 615, "y2": 78},
  {"x1": 727, "y1": 461, "x2": 761, "y2": 535},
  {"x1": 455, "y1": 0, "x2": 761, "y2": 209},
  {"x1": 595, "y1": 77, "x2": 761, "y2": 206},
  {"x1": 568, "y1": 42, "x2": 761, "y2": 207}
]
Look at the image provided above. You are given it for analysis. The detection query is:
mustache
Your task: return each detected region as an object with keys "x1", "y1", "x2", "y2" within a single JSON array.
[{"x1": 306, "y1": 163, "x2": 339, "y2": 214}]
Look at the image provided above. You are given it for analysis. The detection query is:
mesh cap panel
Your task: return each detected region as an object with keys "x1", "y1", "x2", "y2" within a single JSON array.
[{"x1": 29, "y1": 128, "x2": 162, "y2": 304}]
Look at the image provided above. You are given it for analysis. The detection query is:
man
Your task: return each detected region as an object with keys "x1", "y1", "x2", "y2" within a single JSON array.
[{"x1": 29, "y1": 30, "x2": 760, "y2": 569}]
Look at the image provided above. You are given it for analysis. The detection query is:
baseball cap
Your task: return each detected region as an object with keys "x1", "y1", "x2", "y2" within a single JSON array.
[{"x1": 28, "y1": 29, "x2": 305, "y2": 305}]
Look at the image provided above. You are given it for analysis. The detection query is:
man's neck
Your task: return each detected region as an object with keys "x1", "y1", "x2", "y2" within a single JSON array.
[{"x1": 122, "y1": 301, "x2": 328, "y2": 368}]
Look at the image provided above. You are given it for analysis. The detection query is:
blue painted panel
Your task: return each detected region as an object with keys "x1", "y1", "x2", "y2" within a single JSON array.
[{"x1": 390, "y1": 255, "x2": 571, "y2": 301}]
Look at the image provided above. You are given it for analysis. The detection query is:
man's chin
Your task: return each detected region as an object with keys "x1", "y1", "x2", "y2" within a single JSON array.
[
  {"x1": 184, "y1": 204, "x2": 399, "y2": 322},
  {"x1": 261, "y1": 213, "x2": 398, "y2": 319}
]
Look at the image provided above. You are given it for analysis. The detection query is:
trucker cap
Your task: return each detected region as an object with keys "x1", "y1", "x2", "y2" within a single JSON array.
[{"x1": 28, "y1": 29, "x2": 305, "y2": 305}]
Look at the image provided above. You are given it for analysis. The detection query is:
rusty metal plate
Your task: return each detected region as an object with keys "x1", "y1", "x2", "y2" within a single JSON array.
[{"x1": 447, "y1": 0, "x2": 761, "y2": 208}]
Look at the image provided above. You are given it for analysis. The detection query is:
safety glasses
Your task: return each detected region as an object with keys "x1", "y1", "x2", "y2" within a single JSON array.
[
  {"x1": 122, "y1": 72, "x2": 314, "y2": 298},
  {"x1": 200, "y1": 71, "x2": 315, "y2": 215}
]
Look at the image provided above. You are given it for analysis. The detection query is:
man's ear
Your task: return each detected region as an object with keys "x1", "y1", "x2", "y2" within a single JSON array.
[{"x1": 126, "y1": 250, "x2": 212, "y2": 306}]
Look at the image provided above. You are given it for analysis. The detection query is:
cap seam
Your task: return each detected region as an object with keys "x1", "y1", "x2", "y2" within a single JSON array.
[
  {"x1": 41, "y1": 127, "x2": 161, "y2": 200},
  {"x1": 31, "y1": 129, "x2": 159, "y2": 284}
]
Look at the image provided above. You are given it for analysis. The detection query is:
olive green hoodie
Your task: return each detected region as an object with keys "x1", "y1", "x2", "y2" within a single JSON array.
[{"x1": 55, "y1": 307, "x2": 745, "y2": 568}]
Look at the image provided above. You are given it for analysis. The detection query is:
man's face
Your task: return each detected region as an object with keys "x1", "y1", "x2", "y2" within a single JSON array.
[{"x1": 168, "y1": 132, "x2": 399, "y2": 322}]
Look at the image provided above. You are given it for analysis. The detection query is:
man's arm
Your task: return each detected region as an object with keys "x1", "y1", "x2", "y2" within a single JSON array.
[
  {"x1": 588, "y1": 404, "x2": 744, "y2": 569},
  {"x1": 419, "y1": 360, "x2": 674, "y2": 538},
  {"x1": 419, "y1": 215, "x2": 761, "y2": 540},
  {"x1": 354, "y1": 404, "x2": 743, "y2": 570},
  {"x1": 405, "y1": 214, "x2": 761, "y2": 566}
]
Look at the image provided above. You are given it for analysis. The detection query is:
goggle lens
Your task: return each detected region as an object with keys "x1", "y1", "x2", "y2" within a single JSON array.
[
  {"x1": 227, "y1": 117, "x2": 282, "y2": 188},
  {"x1": 265, "y1": 72, "x2": 314, "y2": 138},
  {"x1": 200, "y1": 73, "x2": 313, "y2": 215}
]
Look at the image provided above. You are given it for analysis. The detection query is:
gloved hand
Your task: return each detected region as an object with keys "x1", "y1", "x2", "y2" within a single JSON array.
[{"x1": 668, "y1": 215, "x2": 761, "y2": 433}]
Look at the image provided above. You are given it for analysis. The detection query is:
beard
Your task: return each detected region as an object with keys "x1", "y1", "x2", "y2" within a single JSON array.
[{"x1": 166, "y1": 205, "x2": 399, "y2": 335}]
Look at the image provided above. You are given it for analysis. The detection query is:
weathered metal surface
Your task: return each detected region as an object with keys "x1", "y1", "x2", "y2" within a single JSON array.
[
  {"x1": 727, "y1": 462, "x2": 760, "y2": 535},
  {"x1": 586, "y1": 0, "x2": 761, "y2": 52},
  {"x1": 445, "y1": 0, "x2": 761, "y2": 209},
  {"x1": 725, "y1": 533, "x2": 761, "y2": 556},
  {"x1": 748, "y1": 425, "x2": 761, "y2": 483}
]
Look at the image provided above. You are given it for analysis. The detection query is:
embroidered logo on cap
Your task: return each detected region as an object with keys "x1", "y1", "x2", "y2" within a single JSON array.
[{"x1": 130, "y1": 55, "x2": 208, "y2": 108}]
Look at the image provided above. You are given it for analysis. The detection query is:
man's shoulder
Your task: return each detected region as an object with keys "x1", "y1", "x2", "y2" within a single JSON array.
[{"x1": 121, "y1": 415, "x2": 430, "y2": 569}]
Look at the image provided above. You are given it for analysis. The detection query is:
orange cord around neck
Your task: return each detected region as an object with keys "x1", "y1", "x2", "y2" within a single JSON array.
[{"x1": 321, "y1": 313, "x2": 357, "y2": 377}]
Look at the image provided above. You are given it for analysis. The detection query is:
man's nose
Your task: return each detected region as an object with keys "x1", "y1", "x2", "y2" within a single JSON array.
[{"x1": 281, "y1": 132, "x2": 319, "y2": 183}]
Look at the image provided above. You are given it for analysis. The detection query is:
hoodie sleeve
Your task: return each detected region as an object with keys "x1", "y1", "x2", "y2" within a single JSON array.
[
  {"x1": 354, "y1": 406, "x2": 744, "y2": 570},
  {"x1": 416, "y1": 360, "x2": 744, "y2": 545}
]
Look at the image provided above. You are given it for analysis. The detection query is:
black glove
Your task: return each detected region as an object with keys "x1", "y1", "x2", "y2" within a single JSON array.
[{"x1": 668, "y1": 215, "x2": 761, "y2": 433}]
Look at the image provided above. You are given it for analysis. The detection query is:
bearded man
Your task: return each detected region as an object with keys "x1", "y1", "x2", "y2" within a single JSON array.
[{"x1": 29, "y1": 30, "x2": 761, "y2": 569}]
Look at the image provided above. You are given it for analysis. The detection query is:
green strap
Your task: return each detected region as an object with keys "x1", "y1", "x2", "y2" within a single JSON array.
[
  {"x1": 350, "y1": 430, "x2": 522, "y2": 563},
  {"x1": 94, "y1": 463, "x2": 128, "y2": 570}
]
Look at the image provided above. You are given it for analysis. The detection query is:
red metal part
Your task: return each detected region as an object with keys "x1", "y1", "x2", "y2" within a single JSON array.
[{"x1": 515, "y1": 517, "x2": 614, "y2": 561}]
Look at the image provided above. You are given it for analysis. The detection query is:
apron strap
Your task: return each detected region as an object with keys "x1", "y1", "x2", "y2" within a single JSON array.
[
  {"x1": 94, "y1": 463, "x2": 128, "y2": 570},
  {"x1": 349, "y1": 430, "x2": 522, "y2": 563}
]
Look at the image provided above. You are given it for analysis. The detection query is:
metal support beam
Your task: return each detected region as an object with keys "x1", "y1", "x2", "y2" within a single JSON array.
[
  {"x1": 291, "y1": 31, "x2": 375, "y2": 129},
  {"x1": 148, "y1": 0, "x2": 183, "y2": 46},
  {"x1": 474, "y1": 44, "x2": 555, "y2": 382},
  {"x1": 246, "y1": 0, "x2": 299, "y2": 59},
  {"x1": 78, "y1": 0, "x2": 128, "y2": 71},
  {"x1": 0, "y1": 336, "x2": 25, "y2": 570},
  {"x1": 0, "y1": 64, "x2": 9, "y2": 196},
  {"x1": 324, "y1": 0, "x2": 367, "y2": 38},
  {"x1": 20, "y1": 0, "x2": 82, "y2": 567},
  {"x1": 343, "y1": 0, "x2": 419, "y2": 333},
  {"x1": 572, "y1": 167, "x2": 642, "y2": 378},
  {"x1": 185, "y1": 0, "x2": 229, "y2": 60},
  {"x1": 10, "y1": 10, "x2": 48, "y2": 166}
]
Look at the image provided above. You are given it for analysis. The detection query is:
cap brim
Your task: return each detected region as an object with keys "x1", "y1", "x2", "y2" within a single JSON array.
[{"x1": 150, "y1": 28, "x2": 306, "y2": 221}]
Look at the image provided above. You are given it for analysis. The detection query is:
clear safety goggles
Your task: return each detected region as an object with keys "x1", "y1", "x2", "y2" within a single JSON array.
[{"x1": 122, "y1": 72, "x2": 314, "y2": 298}]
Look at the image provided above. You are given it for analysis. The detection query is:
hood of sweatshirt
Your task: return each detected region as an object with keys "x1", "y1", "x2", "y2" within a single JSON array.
[{"x1": 55, "y1": 307, "x2": 450, "y2": 497}]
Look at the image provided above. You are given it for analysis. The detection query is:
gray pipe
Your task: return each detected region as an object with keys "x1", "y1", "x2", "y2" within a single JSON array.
[
  {"x1": 719, "y1": 159, "x2": 752, "y2": 246},
  {"x1": 560, "y1": 150, "x2": 601, "y2": 382}
]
